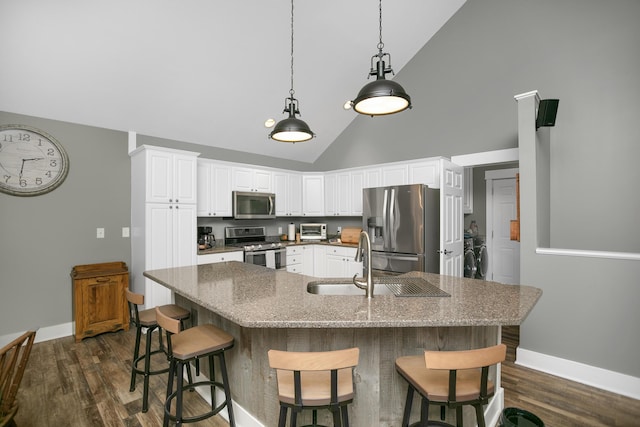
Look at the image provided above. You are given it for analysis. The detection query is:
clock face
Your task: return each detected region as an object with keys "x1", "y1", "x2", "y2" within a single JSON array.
[{"x1": 0, "y1": 125, "x2": 70, "y2": 196}]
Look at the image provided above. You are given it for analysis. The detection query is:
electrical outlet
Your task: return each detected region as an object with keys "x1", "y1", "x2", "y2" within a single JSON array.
[
  {"x1": 96, "y1": 228, "x2": 105, "y2": 238},
  {"x1": 278, "y1": 227, "x2": 282, "y2": 234},
  {"x1": 337, "y1": 226, "x2": 342, "y2": 233},
  {"x1": 122, "y1": 227, "x2": 130, "y2": 238}
]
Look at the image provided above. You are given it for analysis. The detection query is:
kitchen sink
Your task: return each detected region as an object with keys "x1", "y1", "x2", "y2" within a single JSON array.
[{"x1": 306, "y1": 277, "x2": 450, "y2": 297}]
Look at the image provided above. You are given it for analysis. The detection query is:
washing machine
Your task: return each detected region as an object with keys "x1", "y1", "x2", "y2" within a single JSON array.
[
  {"x1": 463, "y1": 237, "x2": 477, "y2": 278},
  {"x1": 474, "y1": 236, "x2": 488, "y2": 279}
]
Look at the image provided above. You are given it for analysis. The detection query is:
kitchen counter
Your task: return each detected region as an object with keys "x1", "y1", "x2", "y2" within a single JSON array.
[
  {"x1": 197, "y1": 239, "x2": 359, "y2": 256},
  {"x1": 143, "y1": 262, "x2": 541, "y2": 426},
  {"x1": 143, "y1": 261, "x2": 540, "y2": 328}
]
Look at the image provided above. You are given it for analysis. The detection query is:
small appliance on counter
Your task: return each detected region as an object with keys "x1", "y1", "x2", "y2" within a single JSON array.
[
  {"x1": 299, "y1": 223, "x2": 327, "y2": 240},
  {"x1": 197, "y1": 226, "x2": 216, "y2": 249}
]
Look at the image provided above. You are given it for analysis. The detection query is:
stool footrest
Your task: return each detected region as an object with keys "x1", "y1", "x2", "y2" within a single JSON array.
[
  {"x1": 164, "y1": 380, "x2": 229, "y2": 424},
  {"x1": 132, "y1": 348, "x2": 170, "y2": 376}
]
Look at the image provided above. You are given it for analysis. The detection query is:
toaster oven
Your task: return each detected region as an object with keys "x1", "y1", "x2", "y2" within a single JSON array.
[{"x1": 299, "y1": 223, "x2": 327, "y2": 240}]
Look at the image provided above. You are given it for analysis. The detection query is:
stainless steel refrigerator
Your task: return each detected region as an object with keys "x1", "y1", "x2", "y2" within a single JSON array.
[{"x1": 362, "y1": 184, "x2": 439, "y2": 274}]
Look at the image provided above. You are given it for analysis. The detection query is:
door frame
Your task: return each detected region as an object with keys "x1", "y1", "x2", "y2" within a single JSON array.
[{"x1": 485, "y1": 168, "x2": 520, "y2": 282}]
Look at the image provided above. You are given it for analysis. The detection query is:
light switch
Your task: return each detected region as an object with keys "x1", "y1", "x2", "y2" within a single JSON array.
[
  {"x1": 122, "y1": 227, "x2": 130, "y2": 238},
  {"x1": 97, "y1": 228, "x2": 105, "y2": 238}
]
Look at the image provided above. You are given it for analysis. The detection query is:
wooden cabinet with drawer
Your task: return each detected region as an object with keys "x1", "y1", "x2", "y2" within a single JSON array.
[{"x1": 71, "y1": 262, "x2": 130, "y2": 342}]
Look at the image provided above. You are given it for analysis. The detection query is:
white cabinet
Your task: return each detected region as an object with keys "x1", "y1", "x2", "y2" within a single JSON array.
[
  {"x1": 408, "y1": 160, "x2": 440, "y2": 188},
  {"x1": 463, "y1": 167, "x2": 473, "y2": 214},
  {"x1": 232, "y1": 166, "x2": 272, "y2": 192},
  {"x1": 197, "y1": 250, "x2": 243, "y2": 265},
  {"x1": 302, "y1": 174, "x2": 324, "y2": 216},
  {"x1": 286, "y1": 245, "x2": 315, "y2": 275},
  {"x1": 364, "y1": 167, "x2": 383, "y2": 188},
  {"x1": 382, "y1": 164, "x2": 408, "y2": 186},
  {"x1": 325, "y1": 170, "x2": 363, "y2": 216},
  {"x1": 131, "y1": 145, "x2": 199, "y2": 309},
  {"x1": 324, "y1": 246, "x2": 362, "y2": 278},
  {"x1": 144, "y1": 147, "x2": 197, "y2": 204},
  {"x1": 274, "y1": 171, "x2": 302, "y2": 217},
  {"x1": 313, "y1": 245, "x2": 326, "y2": 277},
  {"x1": 197, "y1": 159, "x2": 232, "y2": 217}
]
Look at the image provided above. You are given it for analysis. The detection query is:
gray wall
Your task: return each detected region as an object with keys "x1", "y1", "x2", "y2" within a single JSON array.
[{"x1": 0, "y1": 111, "x2": 131, "y2": 337}]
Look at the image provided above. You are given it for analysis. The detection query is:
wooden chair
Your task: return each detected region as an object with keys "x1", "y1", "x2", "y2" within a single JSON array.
[
  {"x1": 155, "y1": 307, "x2": 236, "y2": 427},
  {"x1": 395, "y1": 343, "x2": 506, "y2": 427},
  {"x1": 267, "y1": 347, "x2": 360, "y2": 427},
  {"x1": 0, "y1": 330, "x2": 36, "y2": 427},
  {"x1": 125, "y1": 289, "x2": 191, "y2": 413}
]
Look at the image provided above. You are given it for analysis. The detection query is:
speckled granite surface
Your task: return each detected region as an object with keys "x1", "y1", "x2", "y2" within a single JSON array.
[{"x1": 143, "y1": 262, "x2": 541, "y2": 328}]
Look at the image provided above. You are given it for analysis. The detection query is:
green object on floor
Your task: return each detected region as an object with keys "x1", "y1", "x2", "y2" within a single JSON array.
[{"x1": 499, "y1": 407, "x2": 545, "y2": 427}]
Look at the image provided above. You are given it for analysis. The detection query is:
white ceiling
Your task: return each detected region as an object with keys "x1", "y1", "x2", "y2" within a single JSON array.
[{"x1": 0, "y1": 0, "x2": 465, "y2": 164}]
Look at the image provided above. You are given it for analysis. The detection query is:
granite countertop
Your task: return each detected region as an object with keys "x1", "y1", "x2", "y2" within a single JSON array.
[
  {"x1": 144, "y1": 262, "x2": 542, "y2": 329},
  {"x1": 197, "y1": 240, "x2": 358, "y2": 255}
]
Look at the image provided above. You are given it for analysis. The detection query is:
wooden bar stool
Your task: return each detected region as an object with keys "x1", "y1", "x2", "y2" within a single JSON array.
[
  {"x1": 125, "y1": 289, "x2": 191, "y2": 413},
  {"x1": 267, "y1": 347, "x2": 360, "y2": 427},
  {"x1": 395, "y1": 343, "x2": 506, "y2": 427},
  {"x1": 155, "y1": 307, "x2": 236, "y2": 427}
]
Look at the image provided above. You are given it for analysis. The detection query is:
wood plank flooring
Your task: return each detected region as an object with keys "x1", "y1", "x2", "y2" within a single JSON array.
[{"x1": 12, "y1": 327, "x2": 640, "y2": 426}]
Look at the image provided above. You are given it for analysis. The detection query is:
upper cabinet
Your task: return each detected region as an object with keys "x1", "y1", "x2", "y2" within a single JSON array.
[
  {"x1": 409, "y1": 160, "x2": 440, "y2": 188},
  {"x1": 302, "y1": 174, "x2": 324, "y2": 216},
  {"x1": 274, "y1": 171, "x2": 303, "y2": 217},
  {"x1": 232, "y1": 166, "x2": 272, "y2": 193},
  {"x1": 142, "y1": 146, "x2": 198, "y2": 204},
  {"x1": 197, "y1": 159, "x2": 233, "y2": 217},
  {"x1": 381, "y1": 164, "x2": 408, "y2": 186},
  {"x1": 325, "y1": 169, "x2": 364, "y2": 216}
]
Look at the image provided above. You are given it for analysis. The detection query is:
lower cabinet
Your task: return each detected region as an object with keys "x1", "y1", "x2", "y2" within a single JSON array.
[
  {"x1": 197, "y1": 251, "x2": 244, "y2": 265},
  {"x1": 324, "y1": 246, "x2": 362, "y2": 277},
  {"x1": 286, "y1": 245, "x2": 315, "y2": 275},
  {"x1": 287, "y1": 245, "x2": 362, "y2": 278},
  {"x1": 71, "y1": 262, "x2": 130, "y2": 342}
]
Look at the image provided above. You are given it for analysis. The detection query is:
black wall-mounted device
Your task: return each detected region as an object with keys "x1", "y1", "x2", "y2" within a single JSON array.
[{"x1": 536, "y1": 99, "x2": 559, "y2": 129}]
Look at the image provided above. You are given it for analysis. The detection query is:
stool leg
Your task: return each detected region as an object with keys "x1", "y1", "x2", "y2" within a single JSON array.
[
  {"x1": 401, "y1": 385, "x2": 414, "y2": 427},
  {"x1": 176, "y1": 360, "x2": 184, "y2": 427},
  {"x1": 331, "y1": 407, "x2": 341, "y2": 427},
  {"x1": 209, "y1": 355, "x2": 216, "y2": 409},
  {"x1": 129, "y1": 325, "x2": 142, "y2": 392},
  {"x1": 474, "y1": 404, "x2": 486, "y2": 427},
  {"x1": 278, "y1": 405, "x2": 288, "y2": 427},
  {"x1": 420, "y1": 396, "x2": 429, "y2": 427},
  {"x1": 341, "y1": 405, "x2": 350, "y2": 427},
  {"x1": 456, "y1": 407, "x2": 463, "y2": 427},
  {"x1": 141, "y1": 325, "x2": 155, "y2": 413},
  {"x1": 290, "y1": 408, "x2": 297, "y2": 427},
  {"x1": 218, "y1": 352, "x2": 235, "y2": 427},
  {"x1": 164, "y1": 358, "x2": 176, "y2": 427}
]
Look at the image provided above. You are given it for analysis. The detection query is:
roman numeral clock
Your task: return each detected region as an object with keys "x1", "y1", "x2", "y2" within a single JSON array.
[{"x1": 0, "y1": 125, "x2": 69, "y2": 196}]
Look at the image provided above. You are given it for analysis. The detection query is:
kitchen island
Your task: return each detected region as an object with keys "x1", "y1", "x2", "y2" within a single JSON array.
[{"x1": 144, "y1": 261, "x2": 541, "y2": 427}]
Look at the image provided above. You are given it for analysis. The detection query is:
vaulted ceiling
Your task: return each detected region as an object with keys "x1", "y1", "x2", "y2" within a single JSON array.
[{"x1": 0, "y1": 0, "x2": 465, "y2": 163}]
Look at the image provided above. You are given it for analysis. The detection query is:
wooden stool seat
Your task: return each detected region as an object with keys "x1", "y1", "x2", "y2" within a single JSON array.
[
  {"x1": 156, "y1": 307, "x2": 236, "y2": 427},
  {"x1": 395, "y1": 344, "x2": 506, "y2": 427},
  {"x1": 268, "y1": 348, "x2": 359, "y2": 427},
  {"x1": 126, "y1": 289, "x2": 192, "y2": 413}
]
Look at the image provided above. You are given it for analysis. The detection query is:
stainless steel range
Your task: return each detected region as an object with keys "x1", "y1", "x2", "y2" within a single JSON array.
[{"x1": 224, "y1": 226, "x2": 286, "y2": 270}]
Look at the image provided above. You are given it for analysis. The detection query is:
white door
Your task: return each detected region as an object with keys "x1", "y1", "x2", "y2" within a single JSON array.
[
  {"x1": 487, "y1": 172, "x2": 520, "y2": 284},
  {"x1": 146, "y1": 203, "x2": 173, "y2": 308},
  {"x1": 439, "y1": 159, "x2": 464, "y2": 277}
]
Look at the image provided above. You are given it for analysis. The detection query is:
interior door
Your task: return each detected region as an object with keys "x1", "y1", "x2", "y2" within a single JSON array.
[
  {"x1": 439, "y1": 159, "x2": 464, "y2": 276},
  {"x1": 488, "y1": 175, "x2": 520, "y2": 284}
]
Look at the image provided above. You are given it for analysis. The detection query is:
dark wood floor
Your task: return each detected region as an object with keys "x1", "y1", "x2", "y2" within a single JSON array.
[{"x1": 13, "y1": 327, "x2": 640, "y2": 426}]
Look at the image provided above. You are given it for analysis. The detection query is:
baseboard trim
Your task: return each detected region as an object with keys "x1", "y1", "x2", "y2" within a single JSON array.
[
  {"x1": 517, "y1": 347, "x2": 640, "y2": 400},
  {"x1": 0, "y1": 322, "x2": 74, "y2": 347}
]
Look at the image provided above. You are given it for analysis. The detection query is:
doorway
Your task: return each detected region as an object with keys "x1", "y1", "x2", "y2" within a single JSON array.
[{"x1": 485, "y1": 168, "x2": 520, "y2": 284}]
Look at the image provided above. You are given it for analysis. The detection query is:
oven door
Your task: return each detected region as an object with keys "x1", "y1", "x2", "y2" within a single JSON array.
[{"x1": 245, "y1": 248, "x2": 286, "y2": 270}]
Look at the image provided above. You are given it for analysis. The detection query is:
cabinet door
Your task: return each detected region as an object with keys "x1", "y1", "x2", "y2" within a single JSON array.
[
  {"x1": 325, "y1": 254, "x2": 346, "y2": 277},
  {"x1": 302, "y1": 175, "x2": 324, "y2": 216},
  {"x1": 409, "y1": 160, "x2": 440, "y2": 188},
  {"x1": 324, "y1": 173, "x2": 337, "y2": 216},
  {"x1": 146, "y1": 150, "x2": 173, "y2": 203},
  {"x1": 336, "y1": 172, "x2": 351, "y2": 216},
  {"x1": 350, "y1": 170, "x2": 364, "y2": 216},
  {"x1": 173, "y1": 204, "x2": 197, "y2": 268},
  {"x1": 301, "y1": 245, "x2": 315, "y2": 276},
  {"x1": 232, "y1": 166, "x2": 272, "y2": 192},
  {"x1": 288, "y1": 173, "x2": 303, "y2": 216},
  {"x1": 212, "y1": 163, "x2": 232, "y2": 216},
  {"x1": 274, "y1": 172, "x2": 288, "y2": 216},
  {"x1": 146, "y1": 204, "x2": 174, "y2": 307},
  {"x1": 77, "y1": 274, "x2": 127, "y2": 339},
  {"x1": 173, "y1": 153, "x2": 197, "y2": 204},
  {"x1": 365, "y1": 167, "x2": 382, "y2": 188},
  {"x1": 253, "y1": 169, "x2": 272, "y2": 192},
  {"x1": 313, "y1": 245, "x2": 326, "y2": 277},
  {"x1": 197, "y1": 161, "x2": 213, "y2": 216},
  {"x1": 382, "y1": 164, "x2": 408, "y2": 186}
]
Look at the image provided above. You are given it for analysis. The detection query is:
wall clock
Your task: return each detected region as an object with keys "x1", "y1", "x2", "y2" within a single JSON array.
[{"x1": 0, "y1": 124, "x2": 70, "y2": 196}]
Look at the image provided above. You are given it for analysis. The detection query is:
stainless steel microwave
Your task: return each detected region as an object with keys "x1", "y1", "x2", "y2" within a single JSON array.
[
  {"x1": 232, "y1": 191, "x2": 276, "y2": 219},
  {"x1": 299, "y1": 223, "x2": 327, "y2": 240}
]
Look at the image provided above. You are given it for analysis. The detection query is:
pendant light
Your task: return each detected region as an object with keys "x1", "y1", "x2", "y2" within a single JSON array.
[
  {"x1": 351, "y1": 0, "x2": 412, "y2": 116},
  {"x1": 269, "y1": 0, "x2": 315, "y2": 143}
]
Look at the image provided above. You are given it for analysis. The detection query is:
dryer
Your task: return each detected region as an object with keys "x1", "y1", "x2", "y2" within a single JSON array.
[
  {"x1": 463, "y1": 237, "x2": 476, "y2": 278},
  {"x1": 474, "y1": 236, "x2": 488, "y2": 279}
]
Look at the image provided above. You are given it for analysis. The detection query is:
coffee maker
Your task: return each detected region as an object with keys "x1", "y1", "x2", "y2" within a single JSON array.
[{"x1": 197, "y1": 226, "x2": 216, "y2": 249}]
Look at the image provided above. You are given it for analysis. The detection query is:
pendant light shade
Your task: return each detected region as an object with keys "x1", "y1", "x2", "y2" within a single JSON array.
[
  {"x1": 351, "y1": 0, "x2": 412, "y2": 117},
  {"x1": 352, "y1": 56, "x2": 411, "y2": 116},
  {"x1": 270, "y1": 98, "x2": 314, "y2": 143},
  {"x1": 269, "y1": 0, "x2": 315, "y2": 143}
]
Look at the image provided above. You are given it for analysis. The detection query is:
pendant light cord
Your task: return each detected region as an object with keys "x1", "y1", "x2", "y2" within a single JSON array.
[
  {"x1": 377, "y1": 0, "x2": 384, "y2": 53},
  {"x1": 289, "y1": 0, "x2": 295, "y2": 98}
]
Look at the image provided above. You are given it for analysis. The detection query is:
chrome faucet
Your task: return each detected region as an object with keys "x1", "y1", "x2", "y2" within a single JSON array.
[{"x1": 353, "y1": 231, "x2": 374, "y2": 298}]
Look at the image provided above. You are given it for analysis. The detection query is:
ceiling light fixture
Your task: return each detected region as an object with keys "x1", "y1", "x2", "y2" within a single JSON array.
[
  {"x1": 351, "y1": 0, "x2": 412, "y2": 116},
  {"x1": 269, "y1": 0, "x2": 315, "y2": 143}
]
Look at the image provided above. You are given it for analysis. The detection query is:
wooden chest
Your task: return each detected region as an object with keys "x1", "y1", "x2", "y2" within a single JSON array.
[{"x1": 71, "y1": 262, "x2": 130, "y2": 342}]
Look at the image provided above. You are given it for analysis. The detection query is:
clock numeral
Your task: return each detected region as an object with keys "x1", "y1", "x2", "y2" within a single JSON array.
[
  {"x1": 45, "y1": 171, "x2": 52, "y2": 178},
  {"x1": 3, "y1": 175, "x2": 11, "y2": 183},
  {"x1": 50, "y1": 159, "x2": 57, "y2": 167},
  {"x1": 2, "y1": 135, "x2": 12, "y2": 143},
  {"x1": 19, "y1": 133, "x2": 31, "y2": 142},
  {"x1": 20, "y1": 179, "x2": 27, "y2": 187},
  {"x1": 47, "y1": 148, "x2": 55, "y2": 156},
  {"x1": 36, "y1": 177, "x2": 42, "y2": 185}
]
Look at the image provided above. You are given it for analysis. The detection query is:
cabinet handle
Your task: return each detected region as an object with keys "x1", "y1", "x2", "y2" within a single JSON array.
[
  {"x1": 176, "y1": 199, "x2": 179, "y2": 203},
  {"x1": 169, "y1": 199, "x2": 173, "y2": 203}
]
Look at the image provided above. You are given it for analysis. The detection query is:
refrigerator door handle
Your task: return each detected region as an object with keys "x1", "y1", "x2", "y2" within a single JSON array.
[
  {"x1": 382, "y1": 189, "x2": 389, "y2": 248},
  {"x1": 389, "y1": 188, "x2": 396, "y2": 250}
]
